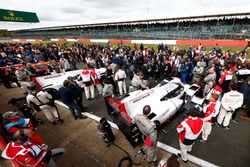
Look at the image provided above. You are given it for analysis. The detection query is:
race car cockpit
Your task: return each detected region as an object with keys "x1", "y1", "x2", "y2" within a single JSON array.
[{"x1": 159, "y1": 82, "x2": 185, "y2": 101}]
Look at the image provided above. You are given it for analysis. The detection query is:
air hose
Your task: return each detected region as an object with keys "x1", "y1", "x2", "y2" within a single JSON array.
[{"x1": 113, "y1": 142, "x2": 142, "y2": 167}]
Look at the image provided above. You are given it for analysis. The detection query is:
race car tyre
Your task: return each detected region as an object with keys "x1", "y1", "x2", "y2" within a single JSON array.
[{"x1": 44, "y1": 88, "x2": 61, "y2": 100}]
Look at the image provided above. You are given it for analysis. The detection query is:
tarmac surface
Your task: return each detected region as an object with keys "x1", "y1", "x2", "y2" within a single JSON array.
[
  {"x1": 0, "y1": 74, "x2": 249, "y2": 167},
  {"x1": 0, "y1": 85, "x2": 198, "y2": 167}
]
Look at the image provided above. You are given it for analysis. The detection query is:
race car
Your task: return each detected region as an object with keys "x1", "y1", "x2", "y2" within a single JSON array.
[
  {"x1": 121, "y1": 78, "x2": 186, "y2": 125},
  {"x1": 104, "y1": 78, "x2": 200, "y2": 146},
  {"x1": 32, "y1": 68, "x2": 107, "y2": 99}
]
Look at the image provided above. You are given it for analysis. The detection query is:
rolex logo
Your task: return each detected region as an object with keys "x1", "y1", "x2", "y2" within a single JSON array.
[{"x1": 8, "y1": 11, "x2": 14, "y2": 17}]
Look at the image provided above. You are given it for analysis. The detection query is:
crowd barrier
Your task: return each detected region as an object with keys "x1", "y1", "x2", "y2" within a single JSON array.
[{"x1": 9, "y1": 38, "x2": 249, "y2": 47}]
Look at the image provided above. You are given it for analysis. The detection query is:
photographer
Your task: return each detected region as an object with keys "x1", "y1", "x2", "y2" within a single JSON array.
[
  {"x1": 67, "y1": 76, "x2": 88, "y2": 113},
  {"x1": 26, "y1": 82, "x2": 63, "y2": 125}
]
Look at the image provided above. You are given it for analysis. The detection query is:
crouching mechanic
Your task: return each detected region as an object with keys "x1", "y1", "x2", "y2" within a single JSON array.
[
  {"x1": 129, "y1": 72, "x2": 148, "y2": 92},
  {"x1": 26, "y1": 82, "x2": 63, "y2": 125},
  {"x1": 177, "y1": 106, "x2": 204, "y2": 163},
  {"x1": 134, "y1": 105, "x2": 158, "y2": 165},
  {"x1": 1, "y1": 129, "x2": 65, "y2": 167}
]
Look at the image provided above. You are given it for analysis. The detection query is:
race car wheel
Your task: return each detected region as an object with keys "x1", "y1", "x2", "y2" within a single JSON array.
[{"x1": 44, "y1": 88, "x2": 61, "y2": 100}]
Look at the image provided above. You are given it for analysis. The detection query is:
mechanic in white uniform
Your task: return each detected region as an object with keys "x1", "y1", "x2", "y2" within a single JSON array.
[
  {"x1": 217, "y1": 85, "x2": 243, "y2": 129},
  {"x1": 26, "y1": 82, "x2": 63, "y2": 125},
  {"x1": 81, "y1": 66, "x2": 95, "y2": 100},
  {"x1": 114, "y1": 67, "x2": 127, "y2": 96},
  {"x1": 134, "y1": 105, "x2": 158, "y2": 164}
]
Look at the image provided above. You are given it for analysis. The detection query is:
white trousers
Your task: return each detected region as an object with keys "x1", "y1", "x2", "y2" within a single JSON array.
[
  {"x1": 217, "y1": 107, "x2": 232, "y2": 127},
  {"x1": 41, "y1": 106, "x2": 59, "y2": 122},
  {"x1": 84, "y1": 85, "x2": 95, "y2": 99},
  {"x1": 179, "y1": 140, "x2": 193, "y2": 161},
  {"x1": 117, "y1": 81, "x2": 127, "y2": 96},
  {"x1": 202, "y1": 122, "x2": 212, "y2": 141},
  {"x1": 95, "y1": 84, "x2": 103, "y2": 95}
]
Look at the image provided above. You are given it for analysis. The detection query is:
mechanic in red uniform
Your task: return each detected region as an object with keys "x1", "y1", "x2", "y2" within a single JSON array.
[
  {"x1": 200, "y1": 93, "x2": 219, "y2": 143},
  {"x1": 2, "y1": 111, "x2": 45, "y2": 145},
  {"x1": 81, "y1": 66, "x2": 95, "y2": 100},
  {"x1": 90, "y1": 66, "x2": 103, "y2": 96},
  {"x1": 176, "y1": 106, "x2": 204, "y2": 163}
]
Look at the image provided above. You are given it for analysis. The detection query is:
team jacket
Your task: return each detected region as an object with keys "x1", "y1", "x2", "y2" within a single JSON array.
[
  {"x1": 219, "y1": 71, "x2": 232, "y2": 85},
  {"x1": 221, "y1": 90, "x2": 243, "y2": 111},
  {"x1": 1, "y1": 141, "x2": 48, "y2": 167},
  {"x1": 203, "y1": 101, "x2": 217, "y2": 123},
  {"x1": 177, "y1": 117, "x2": 204, "y2": 145},
  {"x1": 115, "y1": 69, "x2": 126, "y2": 81},
  {"x1": 90, "y1": 68, "x2": 101, "y2": 84},
  {"x1": 81, "y1": 69, "x2": 94, "y2": 85}
]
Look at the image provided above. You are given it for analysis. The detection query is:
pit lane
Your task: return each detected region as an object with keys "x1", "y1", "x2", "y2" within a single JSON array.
[{"x1": 80, "y1": 84, "x2": 250, "y2": 167}]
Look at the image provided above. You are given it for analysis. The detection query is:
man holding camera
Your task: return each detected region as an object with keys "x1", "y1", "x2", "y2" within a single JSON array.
[{"x1": 26, "y1": 82, "x2": 63, "y2": 125}]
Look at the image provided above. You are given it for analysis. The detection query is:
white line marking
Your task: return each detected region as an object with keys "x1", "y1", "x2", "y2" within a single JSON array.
[{"x1": 55, "y1": 100, "x2": 218, "y2": 167}]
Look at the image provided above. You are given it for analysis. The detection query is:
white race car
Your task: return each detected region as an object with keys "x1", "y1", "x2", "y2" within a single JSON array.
[
  {"x1": 32, "y1": 68, "x2": 106, "y2": 99},
  {"x1": 104, "y1": 78, "x2": 198, "y2": 146},
  {"x1": 122, "y1": 78, "x2": 186, "y2": 125},
  {"x1": 105, "y1": 78, "x2": 192, "y2": 126}
]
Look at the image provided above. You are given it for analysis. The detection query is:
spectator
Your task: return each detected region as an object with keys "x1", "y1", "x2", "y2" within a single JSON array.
[
  {"x1": 105, "y1": 64, "x2": 118, "y2": 94},
  {"x1": 192, "y1": 61, "x2": 204, "y2": 83},
  {"x1": 68, "y1": 76, "x2": 88, "y2": 113},
  {"x1": 59, "y1": 80, "x2": 87, "y2": 120},
  {"x1": 239, "y1": 77, "x2": 250, "y2": 121},
  {"x1": 15, "y1": 65, "x2": 30, "y2": 87}
]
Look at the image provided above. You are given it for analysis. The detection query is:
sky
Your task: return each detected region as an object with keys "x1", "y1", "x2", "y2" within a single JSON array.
[{"x1": 0, "y1": 0, "x2": 249, "y2": 30}]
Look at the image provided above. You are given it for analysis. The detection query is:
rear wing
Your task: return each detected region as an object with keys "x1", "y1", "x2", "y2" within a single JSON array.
[{"x1": 104, "y1": 97, "x2": 143, "y2": 147}]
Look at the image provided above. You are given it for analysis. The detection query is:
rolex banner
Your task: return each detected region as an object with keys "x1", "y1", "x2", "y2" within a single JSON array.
[{"x1": 0, "y1": 9, "x2": 39, "y2": 23}]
